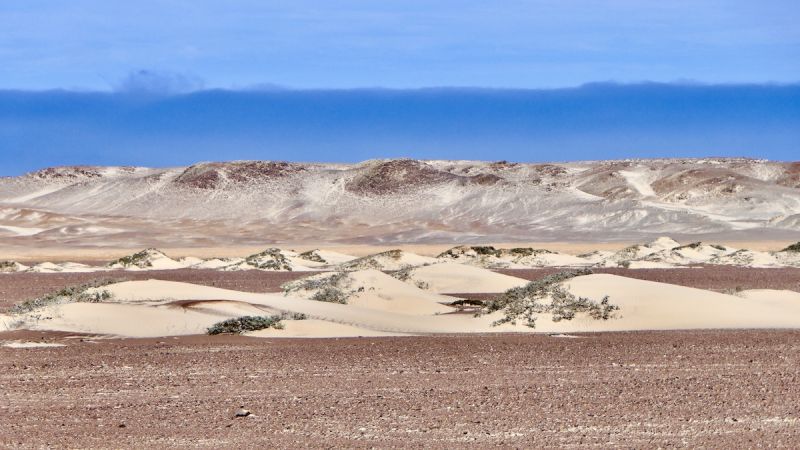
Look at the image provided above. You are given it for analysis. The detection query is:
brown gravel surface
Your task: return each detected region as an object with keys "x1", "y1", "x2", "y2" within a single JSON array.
[{"x1": 1, "y1": 331, "x2": 799, "y2": 448}]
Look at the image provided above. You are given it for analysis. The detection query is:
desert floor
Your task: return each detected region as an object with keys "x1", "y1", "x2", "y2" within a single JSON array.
[
  {"x1": 3, "y1": 247, "x2": 800, "y2": 447},
  {"x1": 2, "y1": 330, "x2": 799, "y2": 448}
]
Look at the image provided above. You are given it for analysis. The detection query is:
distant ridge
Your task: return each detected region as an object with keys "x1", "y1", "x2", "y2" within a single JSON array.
[{"x1": 0, "y1": 158, "x2": 798, "y2": 246}]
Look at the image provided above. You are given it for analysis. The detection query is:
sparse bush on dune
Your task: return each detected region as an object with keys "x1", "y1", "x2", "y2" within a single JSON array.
[
  {"x1": 245, "y1": 248, "x2": 293, "y2": 271},
  {"x1": 207, "y1": 315, "x2": 285, "y2": 335},
  {"x1": 0, "y1": 260, "x2": 20, "y2": 272},
  {"x1": 297, "y1": 250, "x2": 326, "y2": 263},
  {"x1": 389, "y1": 265, "x2": 432, "y2": 289},
  {"x1": 283, "y1": 271, "x2": 354, "y2": 304},
  {"x1": 782, "y1": 242, "x2": 800, "y2": 253},
  {"x1": 483, "y1": 269, "x2": 619, "y2": 328},
  {"x1": 472, "y1": 246, "x2": 502, "y2": 257},
  {"x1": 437, "y1": 245, "x2": 501, "y2": 258},
  {"x1": 723, "y1": 286, "x2": 745, "y2": 297},
  {"x1": 109, "y1": 249, "x2": 164, "y2": 268},
  {"x1": 339, "y1": 249, "x2": 404, "y2": 270},
  {"x1": 284, "y1": 271, "x2": 348, "y2": 292},
  {"x1": 310, "y1": 286, "x2": 349, "y2": 304},
  {"x1": 111, "y1": 252, "x2": 148, "y2": 268},
  {"x1": 10, "y1": 279, "x2": 122, "y2": 315}
]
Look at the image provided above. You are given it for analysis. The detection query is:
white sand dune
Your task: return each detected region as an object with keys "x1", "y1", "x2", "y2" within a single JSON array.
[
  {"x1": 283, "y1": 269, "x2": 458, "y2": 315},
  {"x1": 0, "y1": 261, "x2": 29, "y2": 273},
  {"x1": 293, "y1": 249, "x2": 357, "y2": 266},
  {"x1": 33, "y1": 279, "x2": 525, "y2": 336},
  {"x1": 400, "y1": 262, "x2": 529, "y2": 293},
  {"x1": 174, "y1": 299, "x2": 282, "y2": 317},
  {"x1": 739, "y1": 289, "x2": 800, "y2": 307},
  {"x1": 109, "y1": 249, "x2": 188, "y2": 270},
  {"x1": 340, "y1": 250, "x2": 438, "y2": 271},
  {"x1": 0, "y1": 314, "x2": 14, "y2": 331},
  {"x1": 11, "y1": 272, "x2": 800, "y2": 338},
  {"x1": 27, "y1": 302, "x2": 225, "y2": 337},
  {"x1": 438, "y1": 246, "x2": 593, "y2": 269},
  {"x1": 534, "y1": 274, "x2": 800, "y2": 332},
  {"x1": 338, "y1": 270, "x2": 457, "y2": 315},
  {"x1": 28, "y1": 261, "x2": 102, "y2": 273}
]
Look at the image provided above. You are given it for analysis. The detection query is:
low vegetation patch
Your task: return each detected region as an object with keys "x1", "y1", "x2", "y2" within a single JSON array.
[
  {"x1": 782, "y1": 242, "x2": 800, "y2": 253},
  {"x1": 438, "y1": 246, "x2": 502, "y2": 258},
  {"x1": 0, "y1": 261, "x2": 22, "y2": 273},
  {"x1": 389, "y1": 266, "x2": 431, "y2": 289},
  {"x1": 10, "y1": 279, "x2": 121, "y2": 315},
  {"x1": 297, "y1": 250, "x2": 326, "y2": 263},
  {"x1": 310, "y1": 286, "x2": 349, "y2": 304},
  {"x1": 340, "y1": 249, "x2": 404, "y2": 270},
  {"x1": 675, "y1": 242, "x2": 702, "y2": 250},
  {"x1": 283, "y1": 271, "x2": 354, "y2": 304},
  {"x1": 482, "y1": 269, "x2": 619, "y2": 328},
  {"x1": 109, "y1": 249, "x2": 162, "y2": 268},
  {"x1": 207, "y1": 313, "x2": 303, "y2": 335},
  {"x1": 245, "y1": 248, "x2": 293, "y2": 271},
  {"x1": 508, "y1": 248, "x2": 553, "y2": 257}
]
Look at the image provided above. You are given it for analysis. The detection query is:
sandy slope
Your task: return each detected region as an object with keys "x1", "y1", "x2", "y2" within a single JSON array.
[
  {"x1": 334, "y1": 269, "x2": 457, "y2": 315},
  {"x1": 9, "y1": 272, "x2": 800, "y2": 338},
  {"x1": 551, "y1": 274, "x2": 800, "y2": 331},
  {"x1": 23, "y1": 279, "x2": 522, "y2": 336},
  {"x1": 739, "y1": 289, "x2": 800, "y2": 305},
  {"x1": 401, "y1": 262, "x2": 529, "y2": 293}
]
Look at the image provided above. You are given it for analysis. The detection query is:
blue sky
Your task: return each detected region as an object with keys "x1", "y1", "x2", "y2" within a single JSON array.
[
  {"x1": 0, "y1": 1, "x2": 798, "y2": 173},
  {"x1": 2, "y1": 0, "x2": 798, "y2": 89}
]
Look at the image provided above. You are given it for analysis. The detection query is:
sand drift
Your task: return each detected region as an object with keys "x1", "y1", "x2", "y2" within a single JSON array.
[{"x1": 4, "y1": 265, "x2": 800, "y2": 338}]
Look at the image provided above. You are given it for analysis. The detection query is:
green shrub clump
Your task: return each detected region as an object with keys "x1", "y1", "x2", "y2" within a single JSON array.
[
  {"x1": 245, "y1": 248, "x2": 293, "y2": 271},
  {"x1": 207, "y1": 312, "x2": 307, "y2": 335},
  {"x1": 483, "y1": 269, "x2": 619, "y2": 328},
  {"x1": 109, "y1": 249, "x2": 160, "y2": 268},
  {"x1": 310, "y1": 286, "x2": 348, "y2": 304},
  {"x1": 10, "y1": 279, "x2": 120, "y2": 315},
  {"x1": 782, "y1": 242, "x2": 800, "y2": 253},
  {"x1": 283, "y1": 271, "x2": 353, "y2": 304}
]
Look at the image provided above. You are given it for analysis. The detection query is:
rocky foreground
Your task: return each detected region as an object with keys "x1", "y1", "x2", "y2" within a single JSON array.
[{"x1": 1, "y1": 331, "x2": 799, "y2": 448}]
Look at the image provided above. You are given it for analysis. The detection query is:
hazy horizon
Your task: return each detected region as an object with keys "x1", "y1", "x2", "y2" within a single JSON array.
[
  {"x1": 2, "y1": 1, "x2": 798, "y2": 175},
  {"x1": 2, "y1": 81, "x2": 798, "y2": 176}
]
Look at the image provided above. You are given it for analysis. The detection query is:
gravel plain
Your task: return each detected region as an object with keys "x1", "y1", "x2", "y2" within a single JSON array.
[{"x1": 2, "y1": 331, "x2": 800, "y2": 448}]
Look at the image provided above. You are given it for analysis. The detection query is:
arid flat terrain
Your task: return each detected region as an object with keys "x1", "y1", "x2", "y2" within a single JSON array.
[
  {"x1": 2, "y1": 331, "x2": 799, "y2": 448},
  {"x1": 3, "y1": 237, "x2": 800, "y2": 448}
]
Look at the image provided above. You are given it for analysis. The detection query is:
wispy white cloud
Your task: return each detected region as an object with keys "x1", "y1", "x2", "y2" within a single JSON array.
[
  {"x1": 115, "y1": 70, "x2": 205, "y2": 94},
  {"x1": 0, "y1": 1, "x2": 798, "y2": 90}
]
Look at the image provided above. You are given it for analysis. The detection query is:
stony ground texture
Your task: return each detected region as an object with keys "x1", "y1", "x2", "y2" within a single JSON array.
[{"x1": 2, "y1": 331, "x2": 799, "y2": 448}]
